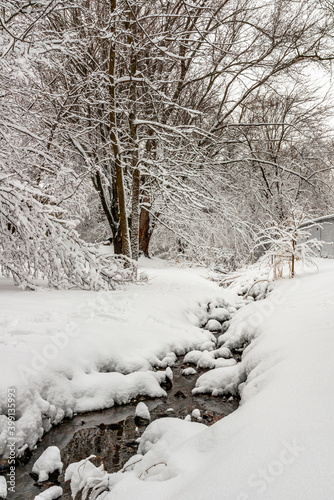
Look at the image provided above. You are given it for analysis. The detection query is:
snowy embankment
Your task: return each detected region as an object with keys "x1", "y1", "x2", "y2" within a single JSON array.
[
  {"x1": 0, "y1": 258, "x2": 237, "y2": 457},
  {"x1": 69, "y1": 259, "x2": 334, "y2": 500}
]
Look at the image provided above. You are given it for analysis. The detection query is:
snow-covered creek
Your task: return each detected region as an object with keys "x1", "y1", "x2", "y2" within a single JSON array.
[{"x1": 13, "y1": 349, "x2": 240, "y2": 499}]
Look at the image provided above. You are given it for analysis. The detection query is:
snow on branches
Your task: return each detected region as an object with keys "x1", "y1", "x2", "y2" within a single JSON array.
[
  {"x1": 254, "y1": 209, "x2": 322, "y2": 279},
  {"x1": 0, "y1": 173, "x2": 135, "y2": 290}
]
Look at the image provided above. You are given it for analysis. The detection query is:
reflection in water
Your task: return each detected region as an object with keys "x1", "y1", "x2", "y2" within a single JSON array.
[{"x1": 12, "y1": 355, "x2": 239, "y2": 499}]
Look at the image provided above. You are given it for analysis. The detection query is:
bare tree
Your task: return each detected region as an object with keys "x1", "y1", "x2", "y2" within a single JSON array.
[{"x1": 2, "y1": 0, "x2": 334, "y2": 272}]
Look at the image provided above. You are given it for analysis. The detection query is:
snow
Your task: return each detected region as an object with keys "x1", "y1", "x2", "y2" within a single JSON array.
[
  {"x1": 208, "y1": 307, "x2": 231, "y2": 322},
  {"x1": 181, "y1": 367, "x2": 197, "y2": 376},
  {"x1": 193, "y1": 363, "x2": 244, "y2": 396},
  {"x1": 32, "y1": 446, "x2": 63, "y2": 482},
  {"x1": 65, "y1": 259, "x2": 334, "y2": 500},
  {"x1": 196, "y1": 350, "x2": 216, "y2": 369},
  {"x1": 137, "y1": 418, "x2": 206, "y2": 461},
  {"x1": 0, "y1": 476, "x2": 6, "y2": 498},
  {"x1": 205, "y1": 319, "x2": 221, "y2": 332},
  {"x1": 33, "y1": 486, "x2": 63, "y2": 500},
  {"x1": 183, "y1": 350, "x2": 204, "y2": 365},
  {"x1": 135, "y1": 402, "x2": 150, "y2": 421},
  {"x1": 184, "y1": 348, "x2": 235, "y2": 370},
  {"x1": 165, "y1": 366, "x2": 173, "y2": 382},
  {"x1": 5, "y1": 254, "x2": 334, "y2": 499},
  {"x1": 0, "y1": 257, "x2": 240, "y2": 456},
  {"x1": 199, "y1": 340, "x2": 215, "y2": 351},
  {"x1": 214, "y1": 357, "x2": 237, "y2": 369},
  {"x1": 212, "y1": 346, "x2": 232, "y2": 358},
  {"x1": 191, "y1": 409, "x2": 201, "y2": 420},
  {"x1": 71, "y1": 370, "x2": 167, "y2": 413},
  {"x1": 65, "y1": 456, "x2": 106, "y2": 499},
  {"x1": 159, "y1": 352, "x2": 177, "y2": 367}
]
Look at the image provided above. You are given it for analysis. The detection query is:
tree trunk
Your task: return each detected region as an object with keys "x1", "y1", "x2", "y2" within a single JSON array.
[
  {"x1": 127, "y1": 8, "x2": 140, "y2": 262},
  {"x1": 108, "y1": 0, "x2": 131, "y2": 259},
  {"x1": 139, "y1": 205, "x2": 152, "y2": 257},
  {"x1": 110, "y1": 179, "x2": 123, "y2": 254},
  {"x1": 131, "y1": 167, "x2": 140, "y2": 260},
  {"x1": 92, "y1": 171, "x2": 123, "y2": 253}
]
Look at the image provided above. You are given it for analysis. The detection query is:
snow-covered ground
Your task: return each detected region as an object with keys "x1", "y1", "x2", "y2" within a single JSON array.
[
  {"x1": 0, "y1": 257, "x2": 236, "y2": 457},
  {"x1": 66, "y1": 258, "x2": 334, "y2": 500},
  {"x1": 2, "y1": 257, "x2": 334, "y2": 499}
]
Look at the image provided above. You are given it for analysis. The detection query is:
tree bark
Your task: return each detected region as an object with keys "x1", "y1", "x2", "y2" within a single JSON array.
[
  {"x1": 127, "y1": 6, "x2": 140, "y2": 262},
  {"x1": 139, "y1": 205, "x2": 152, "y2": 257},
  {"x1": 108, "y1": 0, "x2": 131, "y2": 259},
  {"x1": 92, "y1": 171, "x2": 119, "y2": 246},
  {"x1": 131, "y1": 166, "x2": 140, "y2": 260}
]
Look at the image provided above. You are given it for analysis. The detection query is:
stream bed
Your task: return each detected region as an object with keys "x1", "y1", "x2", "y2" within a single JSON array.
[{"x1": 12, "y1": 352, "x2": 240, "y2": 499}]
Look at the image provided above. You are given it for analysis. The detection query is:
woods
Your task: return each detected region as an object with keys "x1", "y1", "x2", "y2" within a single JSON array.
[{"x1": 1, "y1": 0, "x2": 334, "y2": 287}]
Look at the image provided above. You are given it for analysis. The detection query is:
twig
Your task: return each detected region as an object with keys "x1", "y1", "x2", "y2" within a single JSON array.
[
  {"x1": 139, "y1": 462, "x2": 167, "y2": 479},
  {"x1": 244, "y1": 279, "x2": 270, "y2": 299},
  {"x1": 121, "y1": 458, "x2": 143, "y2": 472}
]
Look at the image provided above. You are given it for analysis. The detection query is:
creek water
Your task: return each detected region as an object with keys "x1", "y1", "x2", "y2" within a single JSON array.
[{"x1": 11, "y1": 353, "x2": 240, "y2": 499}]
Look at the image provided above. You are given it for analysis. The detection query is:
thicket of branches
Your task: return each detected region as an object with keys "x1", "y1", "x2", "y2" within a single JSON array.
[{"x1": 1, "y1": 0, "x2": 334, "y2": 286}]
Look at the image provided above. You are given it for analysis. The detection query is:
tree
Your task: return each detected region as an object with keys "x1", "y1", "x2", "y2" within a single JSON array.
[
  {"x1": 1, "y1": 0, "x2": 334, "y2": 275},
  {"x1": 0, "y1": 2, "x2": 136, "y2": 289}
]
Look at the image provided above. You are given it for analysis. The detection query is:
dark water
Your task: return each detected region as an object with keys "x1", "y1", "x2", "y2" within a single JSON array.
[{"x1": 9, "y1": 354, "x2": 239, "y2": 499}]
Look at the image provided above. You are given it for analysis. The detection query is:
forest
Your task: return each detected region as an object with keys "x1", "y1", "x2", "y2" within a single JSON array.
[{"x1": 2, "y1": 0, "x2": 334, "y2": 288}]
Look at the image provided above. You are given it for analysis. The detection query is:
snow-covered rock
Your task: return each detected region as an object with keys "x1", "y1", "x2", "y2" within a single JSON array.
[
  {"x1": 181, "y1": 367, "x2": 197, "y2": 376},
  {"x1": 199, "y1": 340, "x2": 216, "y2": 351},
  {"x1": 34, "y1": 486, "x2": 63, "y2": 500},
  {"x1": 160, "y1": 352, "x2": 177, "y2": 368},
  {"x1": 196, "y1": 351, "x2": 216, "y2": 370},
  {"x1": 205, "y1": 319, "x2": 221, "y2": 332},
  {"x1": 165, "y1": 366, "x2": 173, "y2": 383},
  {"x1": 220, "y1": 320, "x2": 231, "y2": 335},
  {"x1": 135, "y1": 402, "x2": 151, "y2": 426},
  {"x1": 191, "y1": 409, "x2": 201, "y2": 421},
  {"x1": 209, "y1": 307, "x2": 231, "y2": 322},
  {"x1": 32, "y1": 446, "x2": 63, "y2": 482},
  {"x1": 183, "y1": 350, "x2": 204, "y2": 365},
  {"x1": 138, "y1": 418, "x2": 206, "y2": 457},
  {"x1": 214, "y1": 358, "x2": 237, "y2": 368},
  {"x1": 192, "y1": 364, "x2": 245, "y2": 396},
  {"x1": 212, "y1": 346, "x2": 232, "y2": 359}
]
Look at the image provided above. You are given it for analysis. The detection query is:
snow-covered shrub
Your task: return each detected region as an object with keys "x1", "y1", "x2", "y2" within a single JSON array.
[
  {"x1": 254, "y1": 209, "x2": 322, "y2": 279},
  {"x1": 0, "y1": 175, "x2": 135, "y2": 290},
  {"x1": 65, "y1": 456, "x2": 109, "y2": 500}
]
